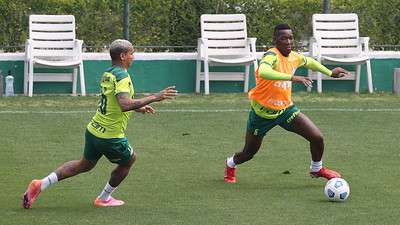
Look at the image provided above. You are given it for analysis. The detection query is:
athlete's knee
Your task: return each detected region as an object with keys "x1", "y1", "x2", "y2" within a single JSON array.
[
  {"x1": 79, "y1": 158, "x2": 96, "y2": 173},
  {"x1": 117, "y1": 154, "x2": 136, "y2": 171},
  {"x1": 310, "y1": 133, "x2": 324, "y2": 145},
  {"x1": 125, "y1": 153, "x2": 136, "y2": 168}
]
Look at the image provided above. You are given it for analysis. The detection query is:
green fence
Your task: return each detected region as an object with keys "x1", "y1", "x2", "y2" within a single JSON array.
[{"x1": 1, "y1": 52, "x2": 400, "y2": 95}]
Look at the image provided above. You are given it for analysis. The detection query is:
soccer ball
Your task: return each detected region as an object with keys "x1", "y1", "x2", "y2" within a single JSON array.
[{"x1": 324, "y1": 178, "x2": 350, "y2": 202}]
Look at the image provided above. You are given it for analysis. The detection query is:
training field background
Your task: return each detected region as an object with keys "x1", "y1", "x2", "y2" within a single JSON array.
[{"x1": 0, "y1": 93, "x2": 399, "y2": 225}]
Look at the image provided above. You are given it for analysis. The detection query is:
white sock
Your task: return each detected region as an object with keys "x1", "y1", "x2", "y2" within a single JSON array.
[
  {"x1": 310, "y1": 160, "x2": 322, "y2": 172},
  {"x1": 226, "y1": 156, "x2": 236, "y2": 168},
  {"x1": 41, "y1": 172, "x2": 58, "y2": 191},
  {"x1": 98, "y1": 183, "x2": 116, "y2": 201}
]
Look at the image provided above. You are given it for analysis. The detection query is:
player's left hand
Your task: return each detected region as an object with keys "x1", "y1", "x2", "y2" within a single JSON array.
[
  {"x1": 136, "y1": 105, "x2": 155, "y2": 114},
  {"x1": 331, "y1": 67, "x2": 351, "y2": 78}
]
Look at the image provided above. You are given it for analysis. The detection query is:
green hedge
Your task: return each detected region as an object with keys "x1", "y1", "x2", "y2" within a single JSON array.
[{"x1": 0, "y1": 0, "x2": 399, "y2": 52}]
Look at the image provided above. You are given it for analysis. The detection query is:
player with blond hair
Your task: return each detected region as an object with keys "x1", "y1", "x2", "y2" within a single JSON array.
[{"x1": 22, "y1": 39, "x2": 178, "y2": 208}]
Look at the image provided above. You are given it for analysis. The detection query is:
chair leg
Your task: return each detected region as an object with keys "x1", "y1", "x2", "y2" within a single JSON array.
[
  {"x1": 355, "y1": 64, "x2": 361, "y2": 94},
  {"x1": 195, "y1": 60, "x2": 201, "y2": 93},
  {"x1": 244, "y1": 65, "x2": 250, "y2": 93},
  {"x1": 204, "y1": 61, "x2": 210, "y2": 95},
  {"x1": 72, "y1": 68, "x2": 77, "y2": 96},
  {"x1": 317, "y1": 72, "x2": 322, "y2": 93},
  {"x1": 24, "y1": 60, "x2": 28, "y2": 96},
  {"x1": 366, "y1": 60, "x2": 373, "y2": 93},
  {"x1": 28, "y1": 61, "x2": 34, "y2": 97},
  {"x1": 79, "y1": 63, "x2": 86, "y2": 96}
]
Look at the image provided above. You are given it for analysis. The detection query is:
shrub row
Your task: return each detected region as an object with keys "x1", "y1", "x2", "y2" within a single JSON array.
[{"x1": 0, "y1": 0, "x2": 399, "y2": 52}]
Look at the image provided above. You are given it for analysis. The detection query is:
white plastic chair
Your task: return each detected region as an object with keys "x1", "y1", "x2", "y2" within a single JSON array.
[
  {"x1": 308, "y1": 13, "x2": 373, "y2": 93},
  {"x1": 24, "y1": 15, "x2": 86, "y2": 97},
  {"x1": 196, "y1": 14, "x2": 258, "y2": 95}
]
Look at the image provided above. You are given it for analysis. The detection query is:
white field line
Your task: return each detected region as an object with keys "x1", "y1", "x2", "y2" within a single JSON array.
[{"x1": 0, "y1": 108, "x2": 400, "y2": 114}]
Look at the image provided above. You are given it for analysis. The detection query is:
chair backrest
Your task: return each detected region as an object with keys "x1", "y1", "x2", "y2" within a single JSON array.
[
  {"x1": 313, "y1": 13, "x2": 361, "y2": 56},
  {"x1": 29, "y1": 15, "x2": 77, "y2": 57},
  {"x1": 200, "y1": 14, "x2": 249, "y2": 56}
]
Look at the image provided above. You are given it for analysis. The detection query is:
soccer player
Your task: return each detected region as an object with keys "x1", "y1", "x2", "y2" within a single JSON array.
[
  {"x1": 22, "y1": 39, "x2": 178, "y2": 208},
  {"x1": 224, "y1": 24, "x2": 350, "y2": 183}
]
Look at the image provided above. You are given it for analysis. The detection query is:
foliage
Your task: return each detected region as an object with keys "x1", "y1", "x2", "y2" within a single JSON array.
[{"x1": 0, "y1": 0, "x2": 399, "y2": 52}]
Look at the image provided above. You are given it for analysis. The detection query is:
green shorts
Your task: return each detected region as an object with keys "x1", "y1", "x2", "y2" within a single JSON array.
[
  {"x1": 84, "y1": 130, "x2": 134, "y2": 165},
  {"x1": 247, "y1": 105, "x2": 300, "y2": 137}
]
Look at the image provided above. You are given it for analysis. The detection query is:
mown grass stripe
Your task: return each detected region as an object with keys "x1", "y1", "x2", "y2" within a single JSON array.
[{"x1": 1, "y1": 108, "x2": 400, "y2": 114}]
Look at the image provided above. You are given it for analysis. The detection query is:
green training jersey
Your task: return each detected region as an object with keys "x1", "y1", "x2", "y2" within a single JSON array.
[{"x1": 87, "y1": 65, "x2": 135, "y2": 139}]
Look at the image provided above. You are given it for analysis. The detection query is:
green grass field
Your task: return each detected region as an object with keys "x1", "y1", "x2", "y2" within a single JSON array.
[{"x1": 1, "y1": 93, "x2": 399, "y2": 225}]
